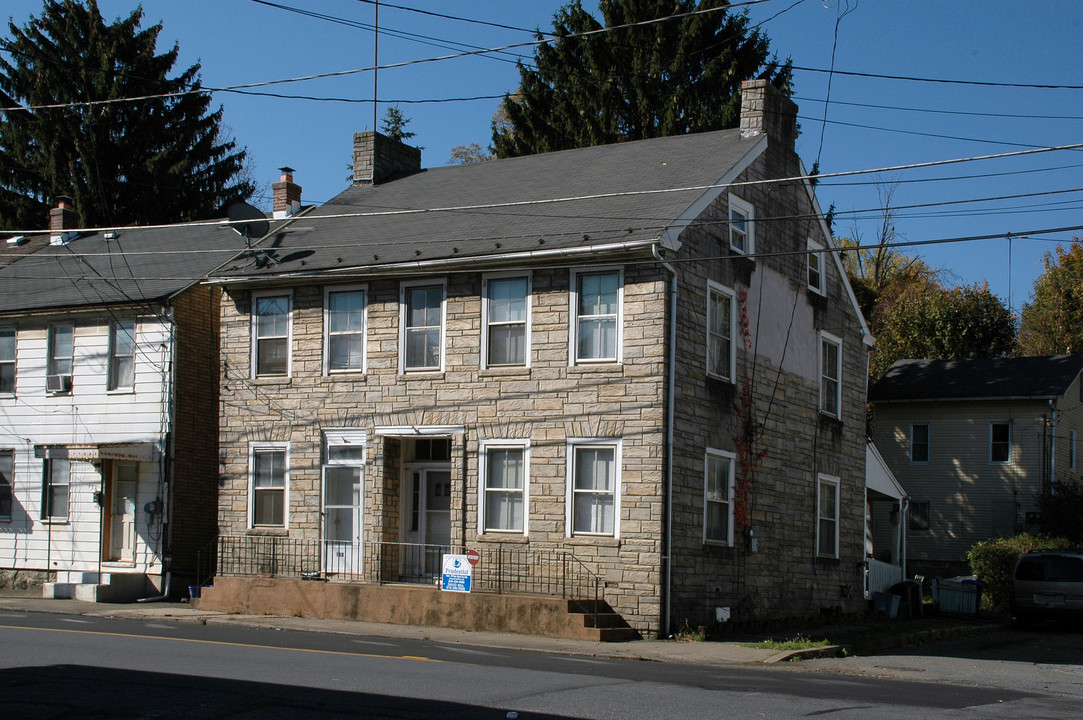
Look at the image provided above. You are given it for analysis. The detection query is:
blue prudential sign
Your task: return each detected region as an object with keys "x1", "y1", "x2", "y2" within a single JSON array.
[{"x1": 441, "y1": 554, "x2": 472, "y2": 593}]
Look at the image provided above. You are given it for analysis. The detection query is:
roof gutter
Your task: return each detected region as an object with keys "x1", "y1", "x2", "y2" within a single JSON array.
[{"x1": 204, "y1": 237, "x2": 661, "y2": 287}]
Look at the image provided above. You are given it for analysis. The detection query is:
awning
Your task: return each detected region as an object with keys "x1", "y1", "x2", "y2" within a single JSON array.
[
  {"x1": 866, "y1": 442, "x2": 907, "y2": 500},
  {"x1": 34, "y1": 442, "x2": 159, "y2": 463}
]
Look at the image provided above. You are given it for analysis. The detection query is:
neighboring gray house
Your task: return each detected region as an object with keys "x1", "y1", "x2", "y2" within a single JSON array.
[
  {"x1": 199, "y1": 80, "x2": 873, "y2": 638},
  {"x1": 869, "y1": 355, "x2": 1083, "y2": 578}
]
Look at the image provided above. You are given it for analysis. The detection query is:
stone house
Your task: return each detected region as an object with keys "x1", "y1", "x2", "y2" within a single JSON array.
[
  {"x1": 869, "y1": 355, "x2": 1083, "y2": 578},
  {"x1": 0, "y1": 199, "x2": 241, "y2": 599},
  {"x1": 200, "y1": 80, "x2": 872, "y2": 637}
]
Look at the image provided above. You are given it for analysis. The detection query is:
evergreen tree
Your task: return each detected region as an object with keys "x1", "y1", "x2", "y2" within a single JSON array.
[
  {"x1": 0, "y1": 0, "x2": 254, "y2": 230},
  {"x1": 380, "y1": 105, "x2": 415, "y2": 142},
  {"x1": 1017, "y1": 240, "x2": 1083, "y2": 356},
  {"x1": 493, "y1": 0, "x2": 790, "y2": 158}
]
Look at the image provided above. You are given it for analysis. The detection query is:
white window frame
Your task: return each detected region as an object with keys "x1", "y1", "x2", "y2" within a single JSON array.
[
  {"x1": 478, "y1": 438, "x2": 530, "y2": 535},
  {"x1": 47, "y1": 323, "x2": 74, "y2": 393},
  {"x1": 42, "y1": 457, "x2": 70, "y2": 522},
  {"x1": 819, "y1": 331, "x2": 842, "y2": 418},
  {"x1": 807, "y1": 238, "x2": 825, "y2": 294},
  {"x1": 251, "y1": 292, "x2": 292, "y2": 378},
  {"x1": 565, "y1": 438, "x2": 621, "y2": 538},
  {"x1": 0, "y1": 327, "x2": 15, "y2": 395},
  {"x1": 324, "y1": 286, "x2": 367, "y2": 375},
  {"x1": 990, "y1": 421, "x2": 1011, "y2": 464},
  {"x1": 569, "y1": 267, "x2": 623, "y2": 365},
  {"x1": 248, "y1": 442, "x2": 289, "y2": 528},
  {"x1": 0, "y1": 449, "x2": 13, "y2": 521},
  {"x1": 482, "y1": 273, "x2": 531, "y2": 369},
  {"x1": 706, "y1": 281, "x2": 736, "y2": 382},
  {"x1": 727, "y1": 193, "x2": 755, "y2": 256},
  {"x1": 107, "y1": 319, "x2": 136, "y2": 392},
  {"x1": 816, "y1": 474, "x2": 840, "y2": 559},
  {"x1": 703, "y1": 449, "x2": 735, "y2": 546},
  {"x1": 399, "y1": 279, "x2": 446, "y2": 373},
  {"x1": 1071, "y1": 430, "x2": 1077, "y2": 471},
  {"x1": 910, "y1": 423, "x2": 930, "y2": 464}
]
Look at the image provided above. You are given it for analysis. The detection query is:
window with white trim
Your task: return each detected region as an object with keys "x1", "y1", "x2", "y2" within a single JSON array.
[
  {"x1": 108, "y1": 319, "x2": 136, "y2": 391},
  {"x1": 250, "y1": 444, "x2": 288, "y2": 527},
  {"x1": 728, "y1": 194, "x2": 754, "y2": 255},
  {"x1": 47, "y1": 324, "x2": 73, "y2": 393},
  {"x1": 706, "y1": 281, "x2": 735, "y2": 381},
  {"x1": 816, "y1": 474, "x2": 840, "y2": 558},
  {"x1": 0, "y1": 449, "x2": 12, "y2": 520},
  {"x1": 43, "y1": 458, "x2": 70, "y2": 521},
  {"x1": 325, "y1": 287, "x2": 366, "y2": 373},
  {"x1": 990, "y1": 422, "x2": 1011, "y2": 464},
  {"x1": 704, "y1": 449, "x2": 735, "y2": 545},
  {"x1": 571, "y1": 269, "x2": 621, "y2": 364},
  {"x1": 807, "y1": 239, "x2": 824, "y2": 294},
  {"x1": 819, "y1": 332, "x2": 842, "y2": 417},
  {"x1": 480, "y1": 440, "x2": 528, "y2": 534},
  {"x1": 401, "y1": 281, "x2": 445, "y2": 371},
  {"x1": 0, "y1": 328, "x2": 15, "y2": 394},
  {"x1": 483, "y1": 275, "x2": 529, "y2": 367},
  {"x1": 567, "y1": 440, "x2": 620, "y2": 536},
  {"x1": 910, "y1": 423, "x2": 929, "y2": 463},
  {"x1": 252, "y1": 294, "x2": 291, "y2": 377}
]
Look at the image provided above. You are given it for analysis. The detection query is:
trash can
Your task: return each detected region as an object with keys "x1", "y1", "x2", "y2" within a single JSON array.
[{"x1": 889, "y1": 580, "x2": 923, "y2": 619}]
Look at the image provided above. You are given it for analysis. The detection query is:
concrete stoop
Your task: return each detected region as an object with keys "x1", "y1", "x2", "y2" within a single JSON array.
[
  {"x1": 43, "y1": 572, "x2": 156, "y2": 603},
  {"x1": 196, "y1": 576, "x2": 641, "y2": 641}
]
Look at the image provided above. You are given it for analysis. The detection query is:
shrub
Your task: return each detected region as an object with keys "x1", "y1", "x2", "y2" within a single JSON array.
[{"x1": 967, "y1": 533, "x2": 1073, "y2": 612}]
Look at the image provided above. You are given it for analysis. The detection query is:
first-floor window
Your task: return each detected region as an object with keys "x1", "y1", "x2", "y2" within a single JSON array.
[
  {"x1": 251, "y1": 445, "x2": 287, "y2": 527},
  {"x1": 481, "y1": 441, "x2": 528, "y2": 533},
  {"x1": 990, "y1": 422, "x2": 1011, "y2": 464},
  {"x1": 568, "y1": 440, "x2": 619, "y2": 536},
  {"x1": 704, "y1": 450, "x2": 735, "y2": 545},
  {"x1": 816, "y1": 474, "x2": 840, "y2": 558},
  {"x1": 909, "y1": 500, "x2": 930, "y2": 532},
  {"x1": 0, "y1": 450, "x2": 13, "y2": 520},
  {"x1": 43, "y1": 458, "x2": 70, "y2": 520}
]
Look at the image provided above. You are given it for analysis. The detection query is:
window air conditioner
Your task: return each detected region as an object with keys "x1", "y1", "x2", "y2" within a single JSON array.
[{"x1": 46, "y1": 374, "x2": 72, "y2": 393}]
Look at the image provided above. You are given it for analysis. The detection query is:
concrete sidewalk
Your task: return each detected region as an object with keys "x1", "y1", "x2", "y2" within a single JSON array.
[{"x1": 0, "y1": 595, "x2": 808, "y2": 665}]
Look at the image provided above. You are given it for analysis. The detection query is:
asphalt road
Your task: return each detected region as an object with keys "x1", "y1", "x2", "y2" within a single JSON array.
[{"x1": 3, "y1": 611, "x2": 1079, "y2": 719}]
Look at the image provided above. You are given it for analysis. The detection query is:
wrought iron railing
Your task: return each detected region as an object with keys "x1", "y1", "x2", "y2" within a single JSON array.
[{"x1": 203, "y1": 536, "x2": 602, "y2": 614}]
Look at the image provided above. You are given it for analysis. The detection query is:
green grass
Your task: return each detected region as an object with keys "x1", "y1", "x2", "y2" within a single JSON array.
[{"x1": 740, "y1": 635, "x2": 832, "y2": 651}]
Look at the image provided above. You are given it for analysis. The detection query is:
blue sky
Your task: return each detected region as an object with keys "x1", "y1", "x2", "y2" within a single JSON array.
[{"x1": 4, "y1": 1, "x2": 1082, "y2": 312}]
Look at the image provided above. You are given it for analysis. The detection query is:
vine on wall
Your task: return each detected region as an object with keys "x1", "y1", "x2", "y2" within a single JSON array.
[{"x1": 733, "y1": 286, "x2": 766, "y2": 533}]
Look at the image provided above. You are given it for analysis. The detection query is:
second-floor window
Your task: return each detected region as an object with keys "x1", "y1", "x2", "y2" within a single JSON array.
[
  {"x1": 326, "y1": 288, "x2": 366, "y2": 373},
  {"x1": 253, "y1": 294, "x2": 291, "y2": 377},
  {"x1": 484, "y1": 275, "x2": 529, "y2": 367},
  {"x1": 572, "y1": 269, "x2": 621, "y2": 364},
  {"x1": 108, "y1": 320, "x2": 136, "y2": 391},
  {"x1": 0, "y1": 328, "x2": 14, "y2": 394},
  {"x1": 47, "y1": 324, "x2": 74, "y2": 393},
  {"x1": 990, "y1": 422, "x2": 1011, "y2": 464},
  {"x1": 707, "y1": 282, "x2": 735, "y2": 381},
  {"x1": 819, "y1": 332, "x2": 842, "y2": 417},
  {"x1": 402, "y1": 282, "x2": 445, "y2": 371},
  {"x1": 910, "y1": 424, "x2": 930, "y2": 463}
]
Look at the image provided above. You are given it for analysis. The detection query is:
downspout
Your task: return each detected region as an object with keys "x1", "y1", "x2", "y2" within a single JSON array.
[
  {"x1": 1049, "y1": 399, "x2": 1057, "y2": 494},
  {"x1": 653, "y1": 243, "x2": 677, "y2": 638},
  {"x1": 900, "y1": 497, "x2": 908, "y2": 579}
]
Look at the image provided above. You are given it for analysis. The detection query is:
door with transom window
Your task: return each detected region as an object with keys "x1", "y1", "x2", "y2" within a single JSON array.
[
  {"x1": 321, "y1": 431, "x2": 365, "y2": 576},
  {"x1": 108, "y1": 462, "x2": 138, "y2": 562}
]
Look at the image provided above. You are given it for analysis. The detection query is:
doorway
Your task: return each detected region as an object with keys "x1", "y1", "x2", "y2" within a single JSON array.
[
  {"x1": 107, "y1": 461, "x2": 137, "y2": 562},
  {"x1": 402, "y1": 466, "x2": 452, "y2": 577}
]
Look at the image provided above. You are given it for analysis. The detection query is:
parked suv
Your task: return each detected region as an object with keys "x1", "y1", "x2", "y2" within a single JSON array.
[{"x1": 1011, "y1": 551, "x2": 1083, "y2": 625}]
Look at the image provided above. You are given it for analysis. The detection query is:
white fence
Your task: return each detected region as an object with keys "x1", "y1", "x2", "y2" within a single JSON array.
[{"x1": 865, "y1": 557, "x2": 903, "y2": 597}]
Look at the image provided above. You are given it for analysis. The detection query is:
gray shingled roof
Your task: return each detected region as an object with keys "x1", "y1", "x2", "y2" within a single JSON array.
[
  {"x1": 0, "y1": 223, "x2": 248, "y2": 314},
  {"x1": 211, "y1": 128, "x2": 759, "y2": 279},
  {"x1": 869, "y1": 356, "x2": 1083, "y2": 402}
]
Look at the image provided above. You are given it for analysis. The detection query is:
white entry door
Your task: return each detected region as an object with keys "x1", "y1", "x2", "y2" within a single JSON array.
[
  {"x1": 403, "y1": 467, "x2": 452, "y2": 577},
  {"x1": 322, "y1": 436, "x2": 364, "y2": 575},
  {"x1": 109, "y1": 462, "x2": 137, "y2": 562}
]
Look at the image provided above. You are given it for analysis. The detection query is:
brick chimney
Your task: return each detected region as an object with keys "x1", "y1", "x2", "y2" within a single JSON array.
[
  {"x1": 353, "y1": 131, "x2": 422, "y2": 185},
  {"x1": 49, "y1": 195, "x2": 78, "y2": 245},
  {"x1": 272, "y1": 166, "x2": 302, "y2": 219},
  {"x1": 740, "y1": 78, "x2": 798, "y2": 160}
]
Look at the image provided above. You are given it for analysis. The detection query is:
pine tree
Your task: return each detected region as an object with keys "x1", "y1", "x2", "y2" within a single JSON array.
[
  {"x1": 0, "y1": 0, "x2": 254, "y2": 230},
  {"x1": 380, "y1": 105, "x2": 415, "y2": 142},
  {"x1": 493, "y1": 0, "x2": 790, "y2": 158}
]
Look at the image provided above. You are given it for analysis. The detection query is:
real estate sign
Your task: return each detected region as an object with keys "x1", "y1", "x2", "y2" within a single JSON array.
[{"x1": 441, "y1": 554, "x2": 472, "y2": 593}]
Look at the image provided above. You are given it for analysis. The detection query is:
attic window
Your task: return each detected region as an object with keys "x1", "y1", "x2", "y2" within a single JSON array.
[{"x1": 728, "y1": 194, "x2": 755, "y2": 256}]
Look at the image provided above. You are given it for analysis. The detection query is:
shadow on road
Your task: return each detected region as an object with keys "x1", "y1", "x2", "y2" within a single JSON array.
[
  {"x1": 889, "y1": 621, "x2": 1083, "y2": 666},
  {"x1": 0, "y1": 664, "x2": 581, "y2": 719}
]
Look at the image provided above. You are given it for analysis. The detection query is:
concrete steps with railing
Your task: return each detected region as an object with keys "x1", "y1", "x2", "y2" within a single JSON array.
[{"x1": 566, "y1": 599, "x2": 641, "y2": 642}]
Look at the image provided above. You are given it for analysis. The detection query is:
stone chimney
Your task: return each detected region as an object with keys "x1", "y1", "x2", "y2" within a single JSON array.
[
  {"x1": 272, "y1": 166, "x2": 302, "y2": 219},
  {"x1": 740, "y1": 78, "x2": 798, "y2": 157},
  {"x1": 49, "y1": 195, "x2": 78, "y2": 245},
  {"x1": 353, "y1": 131, "x2": 422, "y2": 185}
]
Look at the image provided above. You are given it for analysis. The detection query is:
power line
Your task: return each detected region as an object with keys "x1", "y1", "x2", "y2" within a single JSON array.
[{"x1": 790, "y1": 64, "x2": 1083, "y2": 90}]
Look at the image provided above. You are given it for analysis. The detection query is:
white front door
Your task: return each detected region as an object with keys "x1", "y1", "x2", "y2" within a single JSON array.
[
  {"x1": 109, "y1": 462, "x2": 137, "y2": 562},
  {"x1": 322, "y1": 449, "x2": 364, "y2": 575},
  {"x1": 403, "y1": 467, "x2": 452, "y2": 576}
]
